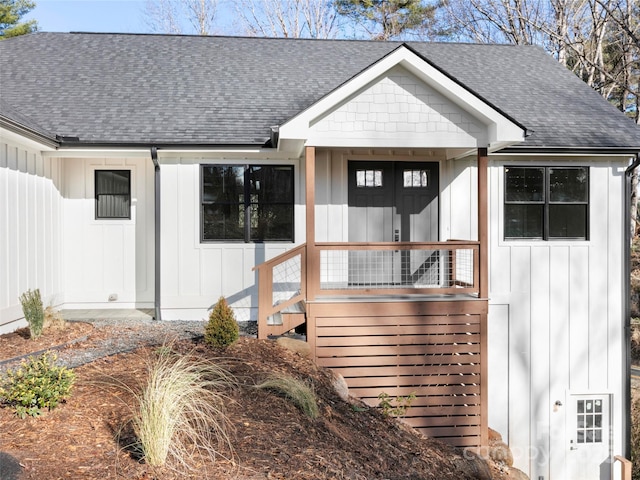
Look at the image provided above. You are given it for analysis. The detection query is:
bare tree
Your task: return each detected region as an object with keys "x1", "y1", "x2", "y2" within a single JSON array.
[
  {"x1": 441, "y1": 0, "x2": 639, "y2": 233},
  {"x1": 441, "y1": 0, "x2": 548, "y2": 44},
  {"x1": 235, "y1": 0, "x2": 340, "y2": 38},
  {"x1": 144, "y1": 0, "x2": 218, "y2": 35},
  {"x1": 442, "y1": 0, "x2": 638, "y2": 114}
]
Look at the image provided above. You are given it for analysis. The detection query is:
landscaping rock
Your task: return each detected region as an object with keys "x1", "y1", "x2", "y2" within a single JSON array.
[
  {"x1": 489, "y1": 440, "x2": 514, "y2": 466},
  {"x1": 488, "y1": 427, "x2": 503, "y2": 442},
  {"x1": 0, "y1": 451, "x2": 21, "y2": 480},
  {"x1": 330, "y1": 370, "x2": 350, "y2": 401},
  {"x1": 276, "y1": 336, "x2": 311, "y2": 357},
  {"x1": 454, "y1": 450, "x2": 493, "y2": 480},
  {"x1": 507, "y1": 466, "x2": 530, "y2": 480}
]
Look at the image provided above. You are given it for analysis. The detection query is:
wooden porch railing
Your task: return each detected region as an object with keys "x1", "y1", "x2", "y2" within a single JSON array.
[
  {"x1": 254, "y1": 241, "x2": 480, "y2": 337},
  {"x1": 254, "y1": 244, "x2": 307, "y2": 333}
]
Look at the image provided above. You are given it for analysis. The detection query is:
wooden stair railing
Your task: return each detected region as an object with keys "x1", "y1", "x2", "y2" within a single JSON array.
[
  {"x1": 253, "y1": 244, "x2": 307, "y2": 339},
  {"x1": 614, "y1": 456, "x2": 632, "y2": 480}
]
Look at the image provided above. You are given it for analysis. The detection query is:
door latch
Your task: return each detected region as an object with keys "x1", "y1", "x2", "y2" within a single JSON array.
[{"x1": 394, "y1": 229, "x2": 399, "y2": 242}]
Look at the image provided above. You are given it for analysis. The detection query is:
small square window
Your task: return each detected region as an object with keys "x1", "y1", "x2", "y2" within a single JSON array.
[
  {"x1": 403, "y1": 169, "x2": 429, "y2": 188},
  {"x1": 356, "y1": 169, "x2": 383, "y2": 187},
  {"x1": 95, "y1": 170, "x2": 131, "y2": 219}
]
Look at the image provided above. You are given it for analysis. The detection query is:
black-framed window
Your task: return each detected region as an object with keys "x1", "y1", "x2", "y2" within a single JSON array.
[
  {"x1": 95, "y1": 170, "x2": 131, "y2": 219},
  {"x1": 201, "y1": 164, "x2": 294, "y2": 242},
  {"x1": 504, "y1": 166, "x2": 589, "y2": 240}
]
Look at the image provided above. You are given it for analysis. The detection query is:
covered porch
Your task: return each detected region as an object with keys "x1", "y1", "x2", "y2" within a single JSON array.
[
  {"x1": 254, "y1": 145, "x2": 490, "y2": 447},
  {"x1": 252, "y1": 44, "x2": 524, "y2": 448}
]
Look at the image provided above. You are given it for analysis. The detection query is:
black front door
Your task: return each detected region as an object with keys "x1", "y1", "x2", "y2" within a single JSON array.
[{"x1": 347, "y1": 161, "x2": 439, "y2": 285}]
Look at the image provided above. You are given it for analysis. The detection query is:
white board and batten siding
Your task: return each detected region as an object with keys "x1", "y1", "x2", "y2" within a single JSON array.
[
  {"x1": 0, "y1": 137, "x2": 64, "y2": 333},
  {"x1": 62, "y1": 157, "x2": 155, "y2": 309},
  {"x1": 313, "y1": 148, "x2": 477, "y2": 244},
  {"x1": 159, "y1": 155, "x2": 305, "y2": 322},
  {"x1": 487, "y1": 156, "x2": 629, "y2": 480}
]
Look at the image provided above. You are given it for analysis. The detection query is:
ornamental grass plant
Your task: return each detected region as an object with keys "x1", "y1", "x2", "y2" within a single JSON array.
[
  {"x1": 256, "y1": 373, "x2": 319, "y2": 419},
  {"x1": 131, "y1": 344, "x2": 235, "y2": 472}
]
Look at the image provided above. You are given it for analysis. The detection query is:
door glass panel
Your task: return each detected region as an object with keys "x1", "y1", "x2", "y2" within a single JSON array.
[
  {"x1": 356, "y1": 169, "x2": 383, "y2": 187},
  {"x1": 576, "y1": 397, "x2": 603, "y2": 444},
  {"x1": 403, "y1": 169, "x2": 429, "y2": 187}
]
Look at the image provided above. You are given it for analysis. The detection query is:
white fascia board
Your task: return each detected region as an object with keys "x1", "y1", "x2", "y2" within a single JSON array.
[
  {"x1": 156, "y1": 147, "x2": 300, "y2": 161},
  {"x1": 43, "y1": 146, "x2": 301, "y2": 161},
  {"x1": 43, "y1": 148, "x2": 150, "y2": 158},
  {"x1": 278, "y1": 46, "x2": 525, "y2": 150}
]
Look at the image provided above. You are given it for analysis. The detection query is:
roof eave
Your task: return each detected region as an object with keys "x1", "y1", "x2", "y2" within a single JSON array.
[
  {"x1": 0, "y1": 117, "x2": 59, "y2": 150},
  {"x1": 496, "y1": 145, "x2": 640, "y2": 155}
]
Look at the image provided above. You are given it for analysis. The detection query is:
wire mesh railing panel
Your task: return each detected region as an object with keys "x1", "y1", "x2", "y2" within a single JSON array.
[
  {"x1": 271, "y1": 253, "x2": 301, "y2": 307},
  {"x1": 452, "y1": 248, "x2": 474, "y2": 286},
  {"x1": 319, "y1": 247, "x2": 476, "y2": 291}
]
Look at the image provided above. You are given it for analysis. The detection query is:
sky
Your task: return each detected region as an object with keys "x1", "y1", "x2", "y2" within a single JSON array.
[
  {"x1": 23, "y1": 0, "x2": 237, "y2": 35},
  {"x1": 25, "y1": 0, "x2": 151, "y2": 33}
]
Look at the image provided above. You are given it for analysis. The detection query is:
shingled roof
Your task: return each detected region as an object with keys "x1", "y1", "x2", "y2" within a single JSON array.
[{"x1": 1, "y1": 32, "x2": 638, "y2": 150}]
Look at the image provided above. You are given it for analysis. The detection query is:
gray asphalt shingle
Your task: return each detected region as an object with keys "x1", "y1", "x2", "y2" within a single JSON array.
[{"x1": 0, "y1": 32, "x2": 638, "y2": 149}]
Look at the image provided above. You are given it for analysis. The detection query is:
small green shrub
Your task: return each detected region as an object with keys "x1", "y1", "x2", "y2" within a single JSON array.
[
  {"x1": 204, "y1": 297, "x2": 239, "y2": 348},
  {"x1": 0, "y1": 352, "x2": 75, "y2": 418},
  {"x1": 255, "y1": 374, "x2": 319, "y2": 419},
  {"x1": 19, "y1": 288, "x2": 45, "y2": 339},
  {"x1": 377, "y1": 391, "x2": 416, "y2": 417}
]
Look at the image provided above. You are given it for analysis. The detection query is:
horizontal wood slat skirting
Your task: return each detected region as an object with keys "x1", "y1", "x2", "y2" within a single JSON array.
[{"x1": 309, "y1": 299, "x2": 487, "y2": 448}]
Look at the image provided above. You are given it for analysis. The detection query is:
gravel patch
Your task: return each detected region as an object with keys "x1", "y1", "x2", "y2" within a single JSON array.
[
  {"x1": 57, "y1": 319, "x2": 208, "y2": 369},
  {"x1": 1, "y1": 318, "x2": 258, "y2": 372}
]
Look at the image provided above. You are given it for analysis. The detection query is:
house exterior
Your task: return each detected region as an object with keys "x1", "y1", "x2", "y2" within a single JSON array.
[{"x1": 1, "y1": 32, "x2": 639, "y2": 479}]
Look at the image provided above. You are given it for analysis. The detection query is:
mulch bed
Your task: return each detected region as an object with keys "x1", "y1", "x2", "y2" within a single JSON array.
[{"x1": 0, "y1": 326, "x2": 507, "y2": 479}]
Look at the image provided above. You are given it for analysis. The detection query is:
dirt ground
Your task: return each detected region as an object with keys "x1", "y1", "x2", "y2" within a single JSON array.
[{"x1": 0, "y1": 322, "x2": 512, "y2": 480}]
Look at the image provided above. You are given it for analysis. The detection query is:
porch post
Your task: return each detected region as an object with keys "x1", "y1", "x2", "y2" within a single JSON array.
[
  {"x1": 305, "y1": 146, "x2": 318, "y2": 301},
  {"x1": 478, "y1": 147, "x2": 489, "y2": 447},
  {"x1": 477, "y1": 147, "x2": 489, "y2": 299}
]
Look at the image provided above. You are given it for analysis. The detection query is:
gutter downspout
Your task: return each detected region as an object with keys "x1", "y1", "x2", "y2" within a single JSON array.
[
  {"x1": 624, "y1": 153, "x2": 640, "y2": 458},
  {"x1": 151, "y1": 147, "x2": 161, "y2": 322}
]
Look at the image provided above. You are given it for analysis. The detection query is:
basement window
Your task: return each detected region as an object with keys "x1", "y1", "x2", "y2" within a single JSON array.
[
  {"x1": 95, "y1": 170, "x2": 131, "y2": 219},
  {"x1": 504, "y1": 166, "x2": 589, "y2": 240}
]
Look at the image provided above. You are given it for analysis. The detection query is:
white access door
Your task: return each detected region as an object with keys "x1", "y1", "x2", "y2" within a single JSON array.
[{"x1": 568, "y1": 394, "x2": 612, "y2": 480}]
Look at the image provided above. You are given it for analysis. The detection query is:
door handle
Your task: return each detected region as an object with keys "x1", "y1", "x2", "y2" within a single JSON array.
[
  {"x1": 570, "y1": 440, "x2": 578, "y2": 451},
  {"x1": 394, "y1": 229, "x2": 399, "y2": 242}
]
